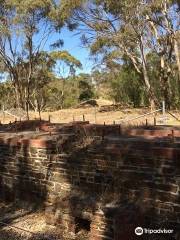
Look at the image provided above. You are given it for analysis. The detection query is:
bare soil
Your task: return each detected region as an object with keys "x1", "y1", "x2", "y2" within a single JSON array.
[
  {"x1": 0, "y1": 202, "x2": 88, "y2": 240},
  {"x1": 0, "y1": 106, "x2": 179, "y2": 126}
]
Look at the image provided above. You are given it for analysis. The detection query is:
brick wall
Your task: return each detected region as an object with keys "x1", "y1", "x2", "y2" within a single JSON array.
[{"x1": 0, "y1": 125, "x2": 180, "y2": 239}]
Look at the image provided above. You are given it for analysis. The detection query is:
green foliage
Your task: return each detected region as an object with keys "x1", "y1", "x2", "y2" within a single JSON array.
[
  {"x1": 109, "y1": 66, "x2": 145, "y2": 107},
  {"x1": 0, "y1": 81, "x2": 15, "y2": 109},
  {"x1": 56, "y1": 0, "x2": 84, "y2": 23},
  {"x1": 0, "y1": 0, "x2": 180, "y2": 111},
  {"x1": 44, "y1": 77, "x2": 79, "y2": 110},
  {"x1": 50, "y1": 51, "x2": 82, "y2": 68},
  {"x1": 78, "y1": 80, "x2": 94, "y2": 101},
  {"x1": 56, "y1": 0, "x2": 180, "y2": 109},
  {"x1": 37, "y1": 73, "x2": 95, "y2": 110}
]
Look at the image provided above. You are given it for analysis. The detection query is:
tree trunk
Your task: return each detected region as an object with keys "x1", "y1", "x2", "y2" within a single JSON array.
[
  {"x1": 164, "y1": 87, "x2": 171, "y2": 110},
  {"x1": 14, "y1": 82, "x2": 24, "y2": 109},
  {"x1": 160, "y1": 56, "x2": 172, "y2": 110},
  {"x1": 24, "y1": 88, "x2": 30, "y2": 120},
  {"x1": 38, "y1": 105, "x2": 41, "y2": 120},
  {"x1": 142, "y1": 65, "x2": 155, "y2": 109},
  {"x1": 161, "y1": 76, "x2": 171, "y2": 110},
  {"x1": 26, "y1": 101, "x2": 30, "y2": 120},
  {"x1": 60, "y1": 91, "x2": 64, "y2": 109},
  {"x1": 174, "y1": 36, "x2": 180, "y2": 81},
  {"x1": 139, "y1": 36, "x2": 157, "y2": 110},
  {"x1": 14, "y1": 87, "x2": 21, "y2": 108}
]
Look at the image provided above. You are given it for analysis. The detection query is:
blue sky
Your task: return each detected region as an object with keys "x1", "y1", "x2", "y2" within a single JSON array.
[
  {"x1": 0, "y1": 26, "x2": 94, "y2": 82},
  {"x1": 45, "y1": 27, "x2": 94, "y2": 75}
]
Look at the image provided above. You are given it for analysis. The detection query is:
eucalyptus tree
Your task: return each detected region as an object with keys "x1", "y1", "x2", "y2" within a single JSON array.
[
  {"x1": 50, "y1": 50, "x2": 82, "y2": 109},
  {"x1": 0, "y1": 0, "x2": 58, "y2": 117},
  {"x1": 0, "y1": 81, "x2": 14, "y2": 109},
  {"x1": 145, "y1": 0, "x2": 180, "y2": 108},
  {"x1": 28, "y1": 51, "x2": 56, "y2": 115},
  {"x1": 20, "y1": 50, "x2": 82, "y2": 113},
  {"x1": 57, "y1": 0, "x2": 179, "y2": 109}
]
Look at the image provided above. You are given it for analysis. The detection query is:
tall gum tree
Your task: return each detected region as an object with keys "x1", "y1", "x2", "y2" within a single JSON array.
[
  {"x1": 56, "y1": 0, "x2": 179, "y2": 109},
  {"x1": 50, "y1": 50, "x2": 82, "y2": 109},
  {"x1": 0, "y1": 0, "x2": 58, "y2": 118},
  {"x1": 146, "y1": 0, "x2": 180, "y2": 108}
]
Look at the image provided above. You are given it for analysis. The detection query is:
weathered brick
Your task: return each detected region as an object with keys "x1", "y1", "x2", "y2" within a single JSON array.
[{"x1": 0, "y1": 126, "x2": 180, "y2": 239}]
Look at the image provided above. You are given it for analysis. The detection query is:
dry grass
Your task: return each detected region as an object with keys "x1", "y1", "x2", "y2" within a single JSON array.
[
  {"x1": 0, "y1": 202, "x2": 88, "y2": 240},
  {"x1": 0, "y1": 100, "x2": 180, "y2": 126},
  {"x1": 33, "y1": 107, "x2": 180, "y2": 126}
]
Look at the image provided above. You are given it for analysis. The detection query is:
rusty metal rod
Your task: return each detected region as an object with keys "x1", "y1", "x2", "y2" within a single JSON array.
[
  {"x1": 167, "y1": 111, "x2": 180, "y2": 122},
  {"x1": 120, "y1": 108, "x2": 162, "y2": 123}
]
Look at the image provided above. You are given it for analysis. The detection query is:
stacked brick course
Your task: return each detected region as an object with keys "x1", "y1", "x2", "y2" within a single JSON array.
[{"x1": 0, "y1": 123, "x2": 179, "y2": 239}]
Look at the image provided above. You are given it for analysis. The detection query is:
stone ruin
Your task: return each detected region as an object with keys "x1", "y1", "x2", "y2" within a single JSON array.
[{"x1": 0, "y1": 120, "x2": 180, "y2": 239}]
